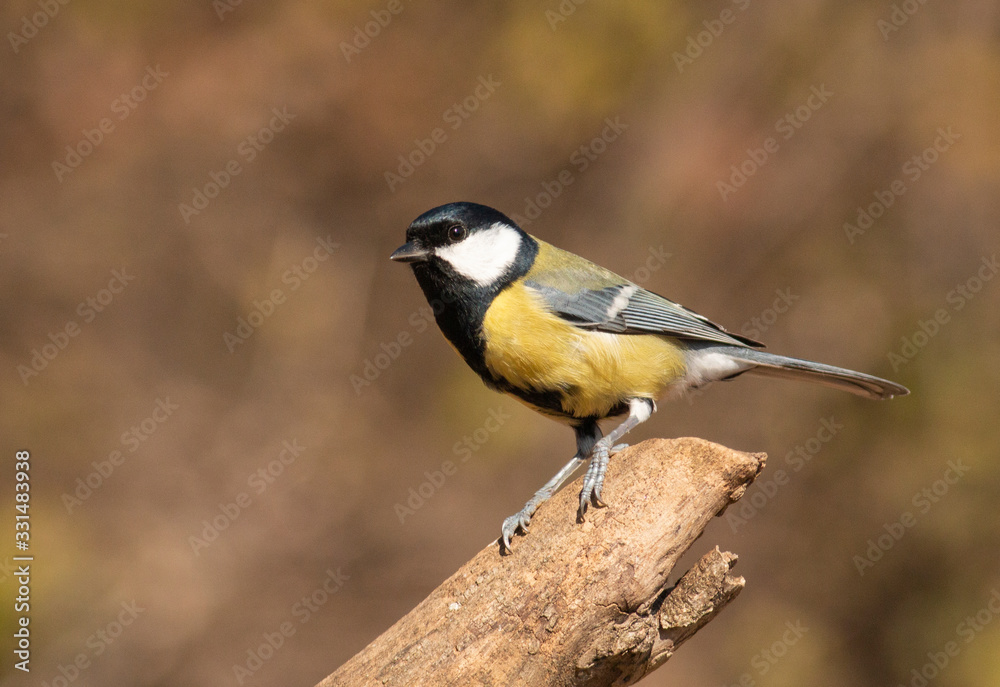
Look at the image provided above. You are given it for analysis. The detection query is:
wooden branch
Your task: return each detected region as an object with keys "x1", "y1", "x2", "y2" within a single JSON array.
[{"x1": 318, "y1": 437, "x2": 766, "y2": 687}]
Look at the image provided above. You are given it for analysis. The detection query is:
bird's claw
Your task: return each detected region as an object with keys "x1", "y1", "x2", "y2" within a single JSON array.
[
  {"x1": 577, "y1": 442, "x2": 611, "y2": 521},
  {"x1": 576, "y1": 483, "x2": 606, "y2": 522},
  {"x1": 500, "y1": 507, "x2": 535, "y2": 553},
  {"x1": 610, "y1": 443, "x2": 629, "y2": 454}
]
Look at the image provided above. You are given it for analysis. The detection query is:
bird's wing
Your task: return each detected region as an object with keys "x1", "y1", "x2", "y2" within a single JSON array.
[{"x1": 523, "y1": 243, "x2": 762, "y2": 348}]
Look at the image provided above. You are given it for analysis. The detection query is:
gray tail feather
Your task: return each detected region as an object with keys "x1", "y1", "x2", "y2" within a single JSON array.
[{"x1": 713, "y1": 346, "x2": 910, "y2": 400}]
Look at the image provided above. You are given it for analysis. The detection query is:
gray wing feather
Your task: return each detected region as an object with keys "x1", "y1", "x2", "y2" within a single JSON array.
[{"x1": 526, "y1": 281, "x2": 762, "y2": 348}]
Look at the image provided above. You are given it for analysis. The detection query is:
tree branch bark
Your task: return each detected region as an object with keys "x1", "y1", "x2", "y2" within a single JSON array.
[{"x1": 318, "y1": 437, "x2": 766, "y2": 687}]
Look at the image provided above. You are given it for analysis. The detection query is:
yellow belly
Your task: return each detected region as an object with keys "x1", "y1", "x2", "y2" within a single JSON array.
[{"x1": 481, "y1": 284, "x2": 687, "y2": 419}]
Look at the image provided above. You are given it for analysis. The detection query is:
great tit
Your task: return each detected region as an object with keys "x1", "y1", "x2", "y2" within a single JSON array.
[{"x1": 391, "y1": 201, "x2": 908, "y2": 552}]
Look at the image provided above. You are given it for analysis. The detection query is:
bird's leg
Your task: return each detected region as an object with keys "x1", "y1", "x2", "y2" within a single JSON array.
[
  {"x1": 500, "y1": 422, "x2": 601, "y2": 553},
  {"x1": 578, "y1": 398, "x2": 655, "y2": 520}
]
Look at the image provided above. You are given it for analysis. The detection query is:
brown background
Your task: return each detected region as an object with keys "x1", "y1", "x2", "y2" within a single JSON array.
[{"x1": 1, "y1": 1, "x2": 999, "y2": 686}]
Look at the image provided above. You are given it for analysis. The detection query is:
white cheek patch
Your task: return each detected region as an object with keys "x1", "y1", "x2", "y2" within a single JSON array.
[{"x1": 435, "y1": 223, "x2": 522, "y2": 286}]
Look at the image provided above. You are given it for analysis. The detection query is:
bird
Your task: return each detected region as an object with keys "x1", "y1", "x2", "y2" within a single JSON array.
[{"x1": 390, "y1": 201, "x2": 909, "y2": 552}]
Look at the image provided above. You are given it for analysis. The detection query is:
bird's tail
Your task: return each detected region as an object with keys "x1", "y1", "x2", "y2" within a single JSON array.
[{"x1": 710, "y1": 346, "x2": 909, "y2": 400}]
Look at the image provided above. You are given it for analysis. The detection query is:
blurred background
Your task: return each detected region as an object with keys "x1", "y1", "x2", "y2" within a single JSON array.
[{"x1": 1, "y1": 1, "x2": 998, "y2": 685}]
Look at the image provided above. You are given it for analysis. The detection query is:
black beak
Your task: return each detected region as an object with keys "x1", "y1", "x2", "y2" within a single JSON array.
[{"x1": 390, "y1": 241, "x2": 430, "y2": 263}]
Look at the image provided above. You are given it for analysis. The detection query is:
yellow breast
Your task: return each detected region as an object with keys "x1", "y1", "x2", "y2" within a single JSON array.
[{"x1": 481, "y1": 284, "x2": 687, "y2": 419}]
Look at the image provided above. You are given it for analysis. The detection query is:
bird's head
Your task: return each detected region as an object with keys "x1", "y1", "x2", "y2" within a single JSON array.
[{"x1": 391, "y1": 202, "x2": 536, "y2": 292}]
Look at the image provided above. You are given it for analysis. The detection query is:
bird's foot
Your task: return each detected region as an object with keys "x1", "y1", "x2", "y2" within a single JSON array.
[
  {"x1": 610, "y1": 443, "x2": 629, "y2": 454},
  {"x1": 577, "y1": 444, "x2": 611, "y2": 521},
  {"x1": 500, "y1": 500, "x2": 538, "y2": 554},
  {"x1": 499, "y1": 454, "x2": 587, "y2": 553}
]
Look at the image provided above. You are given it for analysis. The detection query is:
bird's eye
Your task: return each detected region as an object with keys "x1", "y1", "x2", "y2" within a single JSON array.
[{"x1": 447, "y1": 224, "x2": 467, "y2": 242}]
